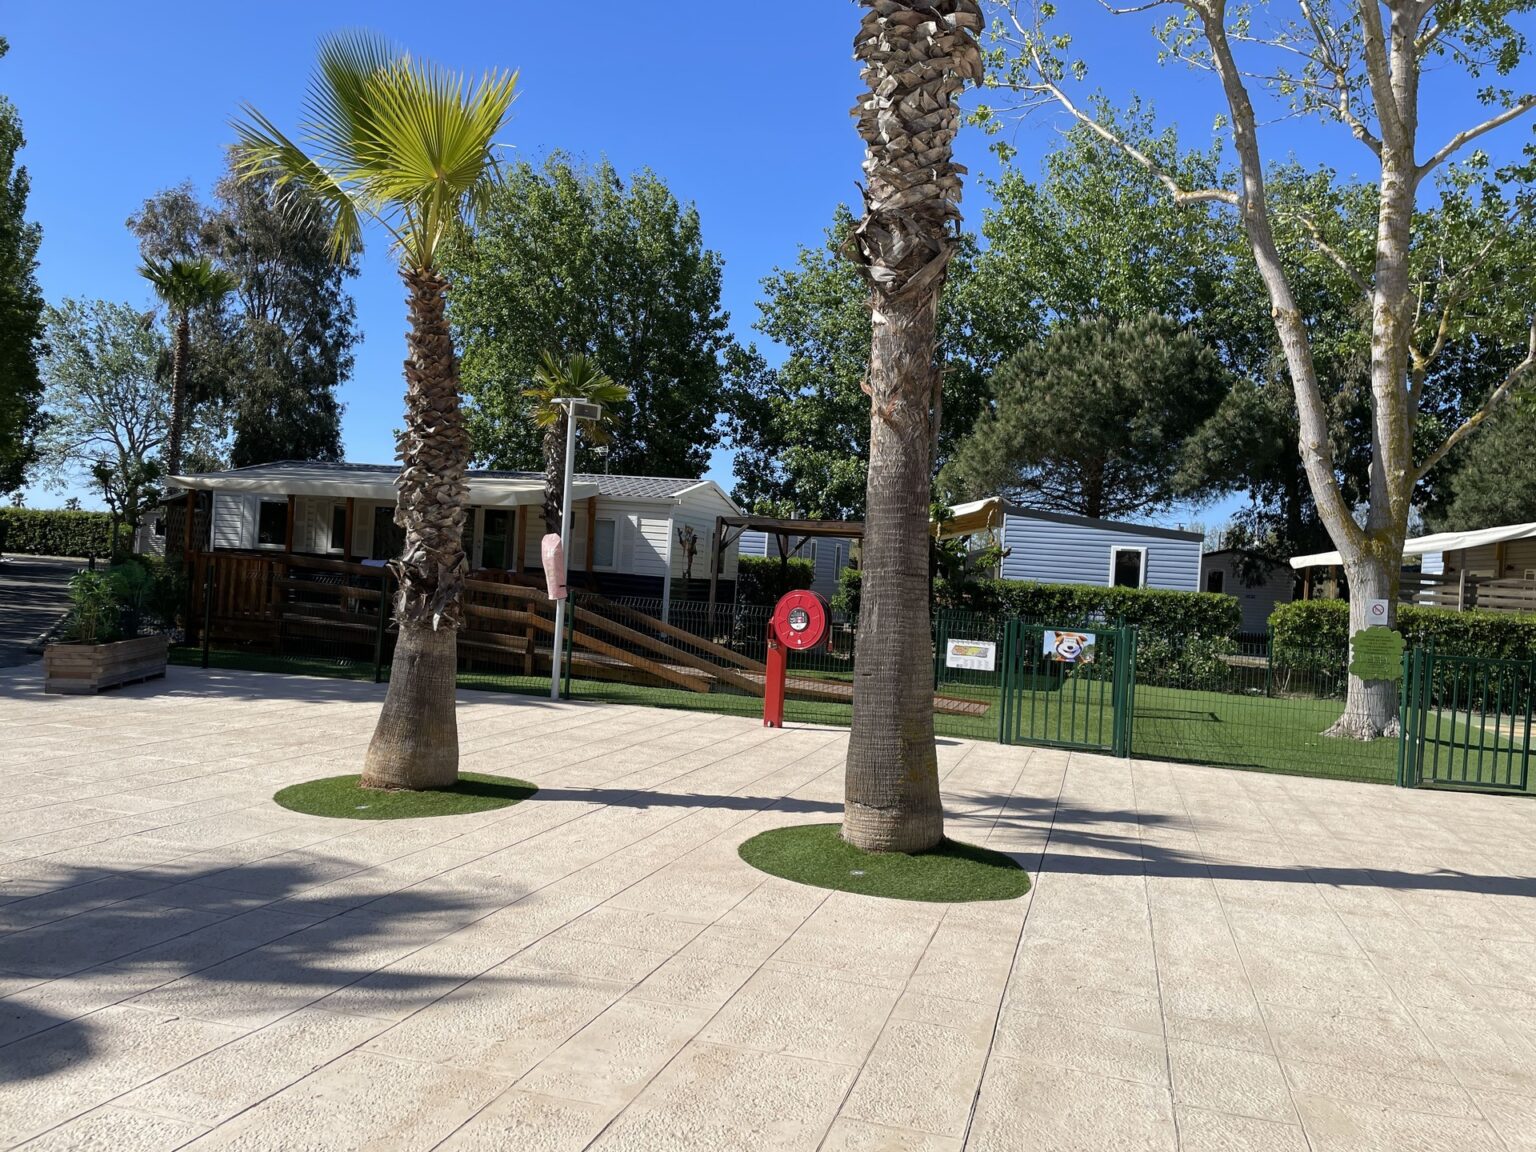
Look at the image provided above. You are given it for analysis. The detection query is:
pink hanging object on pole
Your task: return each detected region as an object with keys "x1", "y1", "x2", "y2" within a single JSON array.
[{"x1": 541, "y1": 533, "x2": 567, "y2": 601}]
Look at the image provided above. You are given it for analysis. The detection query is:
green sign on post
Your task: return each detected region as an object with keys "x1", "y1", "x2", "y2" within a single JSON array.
[{"x1": 1349, "y1": 628, "x2": 1406, "y2": 682}]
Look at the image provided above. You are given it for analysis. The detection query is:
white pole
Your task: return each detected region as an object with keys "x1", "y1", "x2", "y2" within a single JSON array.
[{"x1": 550, "y1": 402, "x2": 580, "y2": 699}]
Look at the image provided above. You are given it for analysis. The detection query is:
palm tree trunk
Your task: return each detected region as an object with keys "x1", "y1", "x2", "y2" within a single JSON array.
[
  {"x1": 842, "y1": 0, "x2": 983, "y2": 853},
  {"x1": 846, "y1": 290, "x2": 948, "y2": 852},
  {"x1": 542, "y1": 416, "x2": 566, "y2": 537},
  {"x1": 362, "y1": 270, "x2": 469, "y2": 790},
  {"x1": 166, "y1": 313, "x2": 189, "y2": 477}
]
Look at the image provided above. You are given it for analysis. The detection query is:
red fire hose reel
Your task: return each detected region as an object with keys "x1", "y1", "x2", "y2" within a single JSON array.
[{"x1": 764, "y1": 590, "x2": 830, "y2": 728}]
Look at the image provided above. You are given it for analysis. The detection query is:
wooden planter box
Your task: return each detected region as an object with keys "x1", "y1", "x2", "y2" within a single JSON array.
[{"x1": 44, "y1": 634, "x2": 169, "y2": 695}]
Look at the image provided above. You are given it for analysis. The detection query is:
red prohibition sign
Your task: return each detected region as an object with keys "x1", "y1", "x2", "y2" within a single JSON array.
[{"x1": 771, "y1": 590, "x2": 829, "y2": 651}]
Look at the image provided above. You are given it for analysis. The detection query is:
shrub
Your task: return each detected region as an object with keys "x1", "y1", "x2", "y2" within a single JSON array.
[
  {"x1": 63, "y1": 558, "x2": 179, "y2": 643},
  {"x1": 737, "y1": 555, "x2": 814, "y2": 606},
  {"x1": 0, "y1": 508, "x2": 131, "y2": 558},
  {"x1": 832, "y1": 566, "x2": 861, "y2": 618},
  {"x1": 939, "y1": 578, "x2": 1241, "y2": 639},
  {"x1": 1269, "y1": 598, "x2": 1536, "y2": 661}
]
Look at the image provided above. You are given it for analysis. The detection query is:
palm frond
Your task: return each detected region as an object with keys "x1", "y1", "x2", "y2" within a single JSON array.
[
  {"x1": 232, "y1": 31, "x2": 517, "y2": 273},
  {"x1": 139, "y1": 256, "x2": 237, "y2": 313}
]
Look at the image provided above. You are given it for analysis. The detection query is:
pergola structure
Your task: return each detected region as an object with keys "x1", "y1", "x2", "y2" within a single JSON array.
[{"x1": 706, "y1": 514, "x2": 865, "y2": 615}]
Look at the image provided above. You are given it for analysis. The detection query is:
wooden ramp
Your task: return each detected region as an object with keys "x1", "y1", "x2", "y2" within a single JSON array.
[{"x1": 187, "y1": 553, "x2": 989, "y2": 717}]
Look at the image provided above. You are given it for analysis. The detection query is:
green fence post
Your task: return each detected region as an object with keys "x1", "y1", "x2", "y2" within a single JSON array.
[
  {"x1": 562, "y1": 600, "x2": 575, "y2": 700},
  {"x1": 372, "y1": 569, "x2": 391, "y2": 685},
  {"x1": 1395, "y1": 647, "x2": 1413, "y2": 787},
  {"x1": 1264, "y1": 627, "x2": 1274, "y2": 698},
  {"x1": 997, "y1": 620, "x2": 1012, "y2": 745},
  {"x1": 200, "y1": 558, "x2": 214, "y2": 670}
]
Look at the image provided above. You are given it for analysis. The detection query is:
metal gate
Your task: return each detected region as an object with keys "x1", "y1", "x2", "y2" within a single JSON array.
[
  {"x1": 997, "y1": 621, "x2": 1135, "y2": 755},
  {"x1": 1398, "y1": 647, "x2": 1535, "y2": 792}
]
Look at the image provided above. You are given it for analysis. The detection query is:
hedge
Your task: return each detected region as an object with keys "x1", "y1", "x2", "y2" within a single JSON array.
[
  {"x1": 1269, "y1": 598, "x2": 1536, "y2": 661},
  {"x1": 0, "y1": 508, "x2": 130, "y2": 558},
  {"x1": 939, "y1": 577, "x2": 1241, "y2": 639},
  {"x1": 737, "y1": 555, "x2": 814, "y2": 605}
]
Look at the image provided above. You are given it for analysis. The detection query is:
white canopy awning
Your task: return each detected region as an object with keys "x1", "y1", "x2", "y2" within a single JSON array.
[
  {"x1": 1290, "y1": 521, "x2": 1536, "y2": 570},
  {"x1": 935, "y1": 497, "x2": 1004, "y2": 540},
  {"x1": 169, "y1": 462, "x2": 597, "y2": 509}
]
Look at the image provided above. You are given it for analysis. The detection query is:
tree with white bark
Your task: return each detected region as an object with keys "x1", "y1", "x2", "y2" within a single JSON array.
[{"x1": 979, "y1": 1, "x2": 1536, "y2": 738}]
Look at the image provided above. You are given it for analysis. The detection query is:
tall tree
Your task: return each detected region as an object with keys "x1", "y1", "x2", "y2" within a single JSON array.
[
  {"x1": 139, "y1": 256, "x2": 236, "y2": 477},
  {"x1": 236, "y1": 32, "x2": 517, "y2": 790},
  {"x1": 523, "y1": 352, "x2": 629, "y2": 535},
  {"x1": 129, "y1": 164, "x2": 360, "y2": 467},
  {"x1": 35, "y1": 299, "x2": 167, "y2": 540},
  {"x1": 211, "y1": 165, "x2": 360, "y2": 466},
  {"x1": 445, "y1": 155, "x2": 729, "y2": 478},
  {"x1": 984, "y1": 1, "x2": 1536, "y2": 738},
  {"x1": 943, "y1": 315, "x2": 1231, "y2": 517},
  {"x1": 723, "y1": 209, "x2": 993, "y2": 519},
  {"x1": 0, "y1": 38, "x2": 46, "y2": 497},
  {"x1": 1433, "y1": 395, "x2": 1536, "y2": 530},
  {"x1": 842, "y1": 0, "x2": 983, "y2": 854}
]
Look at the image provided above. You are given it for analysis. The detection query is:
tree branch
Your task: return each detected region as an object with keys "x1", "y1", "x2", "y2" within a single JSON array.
[
  {"x1": 1418, "y1": 98, "x2": 1536, "y2": 180},
  {"x1": 1417, "y1": 320, "x2": 1536, "y2": 481}
]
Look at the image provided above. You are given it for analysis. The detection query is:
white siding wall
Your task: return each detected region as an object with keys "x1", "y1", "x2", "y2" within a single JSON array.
[
  {"x1": 1201, "y1": 554, "x2": 1294, "y2": 634},
  {"x1": 212, "y1": 493, "x2": 257, "y2": 549}
]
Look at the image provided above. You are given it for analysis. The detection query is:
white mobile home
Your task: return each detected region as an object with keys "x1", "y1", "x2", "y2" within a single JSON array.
[{"x1": 147, "y1": 460, "x2": 743, "y2": 612}]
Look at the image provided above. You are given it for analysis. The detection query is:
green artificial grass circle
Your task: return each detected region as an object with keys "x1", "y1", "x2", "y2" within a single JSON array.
[
  {"x1": 273, "y1": 773, "x2": 537, "y2": 820},
  {"x1": 738, "y1": 822, "x2": 1030, "y2": 903}
]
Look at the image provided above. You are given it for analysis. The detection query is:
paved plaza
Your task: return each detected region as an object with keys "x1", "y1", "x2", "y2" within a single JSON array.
[{"x1": 0, "y1": 666, "x2": 1534, "y2": 1150}]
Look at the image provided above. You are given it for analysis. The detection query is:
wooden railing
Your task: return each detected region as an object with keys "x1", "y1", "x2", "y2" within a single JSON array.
[
  {"x1": 186, "y1": 550, "x2": 769, "y2": 697},
  {"x1": 1398, "y1": 570, "x2": 1536, "y2": 614}
]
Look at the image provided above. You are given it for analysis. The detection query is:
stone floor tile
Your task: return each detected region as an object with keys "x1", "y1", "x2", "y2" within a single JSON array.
[
  {"x1": 1168, "y1": 1039, "x2": 1296, "y2": 1123},
  {"x1": 1262, "y1": 1004, "x2": 1448, "y2": 1081},
  {"x1": 839, "y1": 1018, "x2": 989, "y2": 1138},
  {"x1": 12, "y1": 1105, "x2": 209, "y2": 1151},
  {"x1": 364, "y1": 966, "x2": 626, "y2": 1076},
  {"x1": 818, "y1": 1118, "x2": 962, "y2": 1152},
  {"x1": 0, "y1": 1005, "x2": 244, "y2": 1146},
  {"x1": 992, "y1": 1007, "x2": 1169, "y2": 1087},
  {"x1": 627, "y1": 952, "x2": 757, "y2": 1011},
  {"x1": 1470, "y1": 1088, "x2": 1536, "y2": 1151},
  {"x1": 968, "y1": 1055, "x2": 1177, "y2": 1152},
  {"x1": 117, "y1": 1007, "x2": 390, "y2": 1125},
  {"x1": 1175, "y1": 1107, "x2": 1309, "y2": 1152},
  {"x1": 433, "y1": 1090, "x2": 612, "y2": 1152},
  {"x1": 1292, "y1": 1090, "x2": 1505, "y2": 1152},
  {"x1": 587, "y1": 1040, "x2": 855, "y2": 1152},
  {"x1": 516, "y1": 998, "x2": 712, "y2": 1107},
  {"x1": 699, "y1": 965, "x2": 897, "y2": 1066},
  {"x1": 177, "y1": 1050, "x2": 510, "y2": 1152}
]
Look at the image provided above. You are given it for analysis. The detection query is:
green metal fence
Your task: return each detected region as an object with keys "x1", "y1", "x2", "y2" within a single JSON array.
[
  {"x1": 1398, "y1": 646, "x2": 1535, "y2": 792},
  {"x1": 996, "y1": 620, "x2": 1135, "y2": 754}
]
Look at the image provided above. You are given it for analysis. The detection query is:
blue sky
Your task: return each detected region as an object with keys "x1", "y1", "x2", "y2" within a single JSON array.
[{"x1": 8, "y1": 3, "x2": 1532, "y2": 529}]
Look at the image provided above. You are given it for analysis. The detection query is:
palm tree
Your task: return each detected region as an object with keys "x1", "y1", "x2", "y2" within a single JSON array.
[
  {"x1": 524, "y1": 351, "x2": 629, "y2": 536},
  {"x1": 234, "y1": 33, "x2": 517, "y2": 790},
  {"x1": 841, "y1": 1, "x2": 983, "y2": 852},
  {"x1": 139, "y1": 256, "x2": 236, "y2": 477}
]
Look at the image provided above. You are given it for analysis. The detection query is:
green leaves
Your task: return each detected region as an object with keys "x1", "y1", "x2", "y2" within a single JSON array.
[
  {"x1": 139, "y1": 256, "x2": 236, "y2": 316},
  {"x1": 444, "y1": 155, "x2": 729, "y2": 477},
  {"x1": 234, "y1": 31, "x2": 517, "y2": 273}
]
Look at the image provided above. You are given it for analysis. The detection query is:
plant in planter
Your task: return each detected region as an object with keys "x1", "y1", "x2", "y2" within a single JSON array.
[{"x1": 43, "y1": 562, "x2": 169, "y2": 694}]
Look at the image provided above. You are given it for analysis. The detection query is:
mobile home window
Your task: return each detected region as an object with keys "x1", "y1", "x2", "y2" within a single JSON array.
[
  {"x1": 1205, "y1": 570, "x2": 1225, "y2": 594},
  {"x1": 481, "y1": 509, "x2": 511, "y2": 569},
  {"x1": 371, "y1": 505, "x2": 405, "y2": 561},
  {"x1": 1110, "y1": 546, "x2": 1146, "y2": 589},
  {"x1": 152, "y1": 516, "x2": 166, "y2": 538},
  {"x1": 592, "y1": 518, "x2": 616, "y2": 568},
  {"x1": 330, "y1": 505, "x2": 348, "y2": 553},
  {"x1": 257, "y1": 500, "x2": 288, "y2": 547}
]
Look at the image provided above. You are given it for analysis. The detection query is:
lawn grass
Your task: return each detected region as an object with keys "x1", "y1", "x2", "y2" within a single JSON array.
[
  {"x1": 179, "y1": 646, "x2": 1522, "y2": 790},
  {"x1": 738, "y1": 822, "x2": 1030, "y2": 903},
  {"x1": 274, "y1": 773, "x2": 537, "y2": 819}
]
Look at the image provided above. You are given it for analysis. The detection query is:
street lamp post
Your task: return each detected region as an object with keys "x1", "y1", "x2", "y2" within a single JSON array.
[{"x1": 550, "y1": 398, "x2": 602, "y2": 700}]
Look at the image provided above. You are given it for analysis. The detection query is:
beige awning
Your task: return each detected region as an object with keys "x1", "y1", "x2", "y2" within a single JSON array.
[
  {"x1": 169, "y1": 463, "x2": 596, "y2": 508},
  {"x1": 934, "y1": 497, "x2": 1004, "y2": 540},
  {"x1": 1290, "y1": 521, "x2": 1536, "y2": 569}
]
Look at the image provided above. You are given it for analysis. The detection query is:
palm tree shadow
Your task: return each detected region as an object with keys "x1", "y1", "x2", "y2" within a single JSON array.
[{"x1": 0, "y1": 857, "x2": 536, "y2": 1085}]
